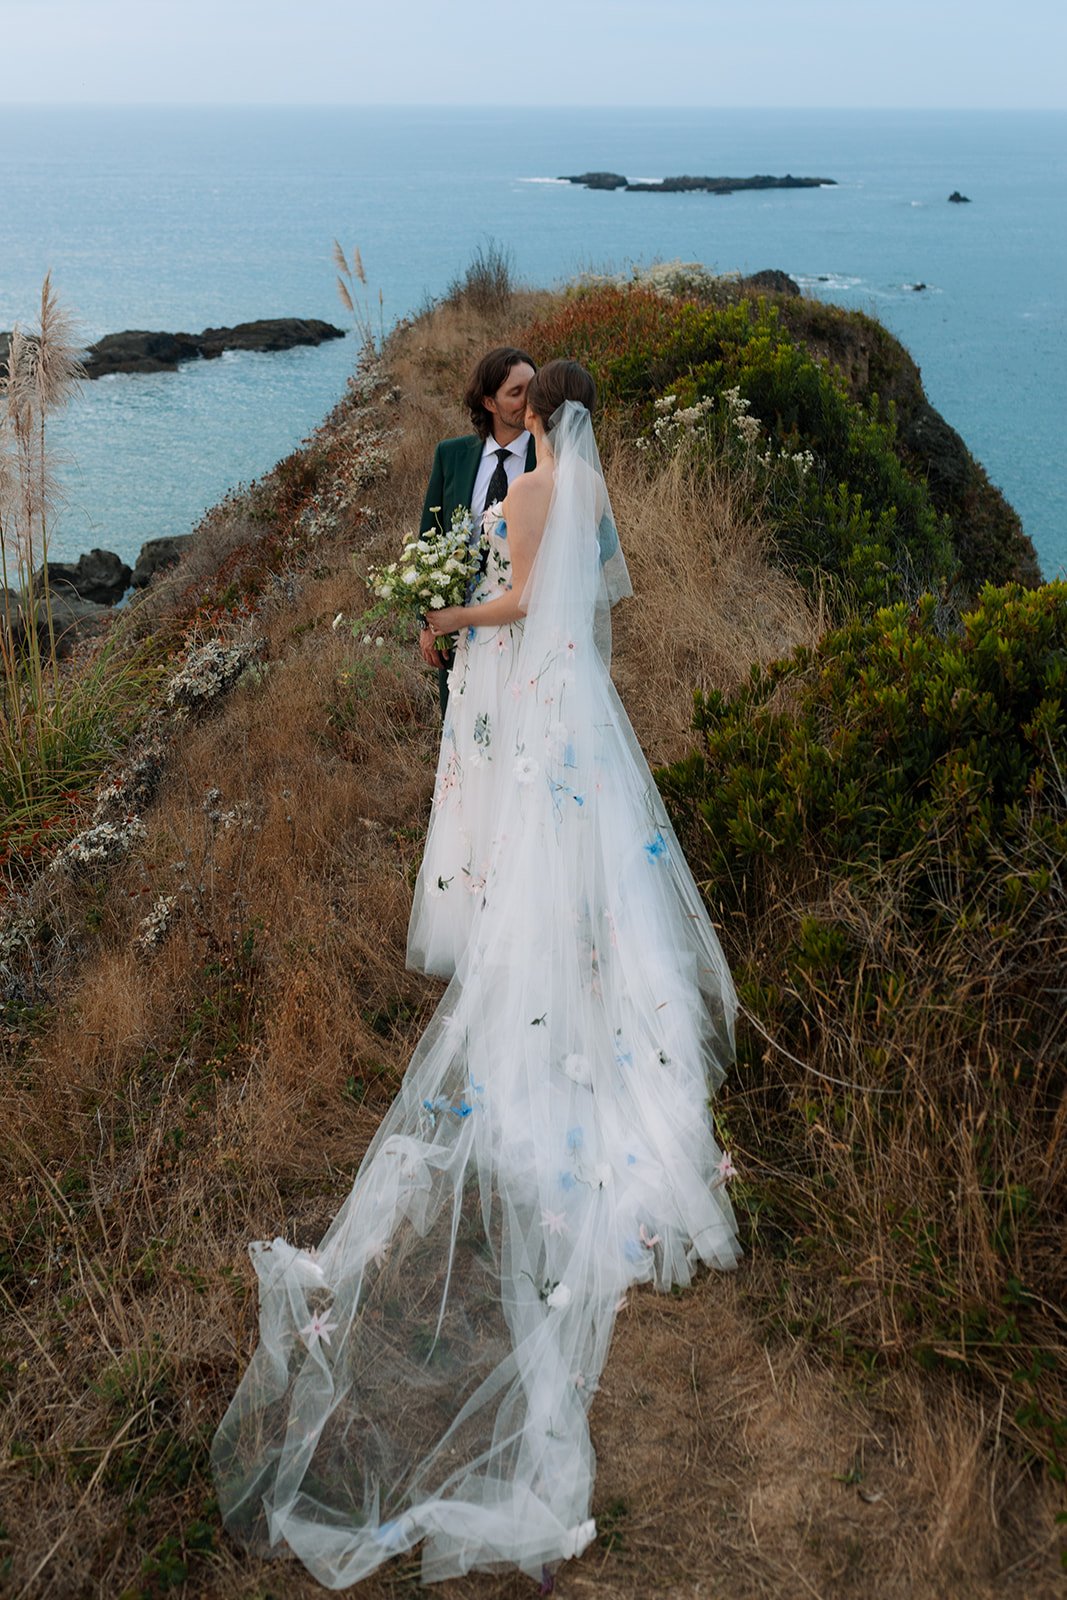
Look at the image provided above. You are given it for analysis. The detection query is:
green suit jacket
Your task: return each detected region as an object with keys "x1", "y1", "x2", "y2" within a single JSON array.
[{"x1": 419, "y1": 432, "x2": 537, "y2": 537}]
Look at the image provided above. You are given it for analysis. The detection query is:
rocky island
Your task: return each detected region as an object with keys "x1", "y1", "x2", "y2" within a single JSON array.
[
  {"x1": 0, "y1": 316, "x2": 346, "y2": 379},
  {"x1": 560, "y1": 171, "x2": 835, "y2": 194}
]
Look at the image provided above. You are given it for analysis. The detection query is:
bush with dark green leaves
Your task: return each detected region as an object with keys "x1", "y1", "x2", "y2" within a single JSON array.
[
  {"x1": 525, "y1": 287, "x2": 1003, "y2": 614},
  {"x1": 658, "y1": 581, "x2": 1067, "y2": 1471}
]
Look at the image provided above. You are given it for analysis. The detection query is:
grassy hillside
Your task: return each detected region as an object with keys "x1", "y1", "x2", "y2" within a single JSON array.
[{"x1": 0, "y1": 267, "x2": 1062, "y2": 1597}]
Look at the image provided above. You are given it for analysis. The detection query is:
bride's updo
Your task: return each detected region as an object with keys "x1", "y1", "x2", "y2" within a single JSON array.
[{"x1": 525, "y1": 359, "x2": 597, "y2": 431}]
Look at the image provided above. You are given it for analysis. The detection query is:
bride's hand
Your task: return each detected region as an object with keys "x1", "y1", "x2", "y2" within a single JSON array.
[{"x1": 428, "y1": 606, "x2": 465, "y2": 637}]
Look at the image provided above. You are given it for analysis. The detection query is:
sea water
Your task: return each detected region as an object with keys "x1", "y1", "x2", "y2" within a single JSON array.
[{"x1": 0, "y1": 106, "x2": 1063, "y2": 576}]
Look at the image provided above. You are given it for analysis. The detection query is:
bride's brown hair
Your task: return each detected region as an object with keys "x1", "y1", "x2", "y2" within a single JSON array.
[{"x1": 525, "y1": 359, "x2": 597, "y2": 430}]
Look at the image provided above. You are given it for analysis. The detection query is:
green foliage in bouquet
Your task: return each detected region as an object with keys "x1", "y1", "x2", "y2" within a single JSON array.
[{"x1": 658, "y1": 581, "x2": 1067, "y2": 1471}]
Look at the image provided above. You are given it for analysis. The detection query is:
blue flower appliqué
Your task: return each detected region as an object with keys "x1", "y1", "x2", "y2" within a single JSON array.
[{"x1": 644, "y1": 831, "x2": 668, "y2": 863}]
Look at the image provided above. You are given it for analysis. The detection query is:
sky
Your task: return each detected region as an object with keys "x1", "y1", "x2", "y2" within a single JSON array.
[{"x1": 0, "y1": 0, "x2": 1064, "y2": 109}]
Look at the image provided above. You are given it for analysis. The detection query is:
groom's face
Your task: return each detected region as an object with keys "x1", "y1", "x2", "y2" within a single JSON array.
[{"x1": 484, "y1": 362, "x2": 536, "y2": 437}]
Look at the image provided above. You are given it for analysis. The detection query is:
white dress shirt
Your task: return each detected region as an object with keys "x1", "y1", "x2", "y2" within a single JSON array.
[{"x1": 470, "y1": 430, "x2": 532, "y2": 522}]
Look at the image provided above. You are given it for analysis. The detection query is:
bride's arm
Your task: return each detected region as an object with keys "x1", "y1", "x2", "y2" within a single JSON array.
[{"x1": 428, "y1": 482, "x2": 545, "y2": 634}]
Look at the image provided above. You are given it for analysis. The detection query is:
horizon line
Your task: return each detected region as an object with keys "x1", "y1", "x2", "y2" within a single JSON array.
[{"x1": 1, "y1": 100, "x2": 1065, "y2": 114}]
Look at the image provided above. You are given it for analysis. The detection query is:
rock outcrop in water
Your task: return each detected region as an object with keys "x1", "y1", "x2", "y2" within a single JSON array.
[
  {"x1": 32, "y1": 548, "x2": 131, "y2": 606},
  {"x1": 12, "y1": 534, "x2": 197, "y2": 658},
  {"x1": 82, "y1": 318, "x2": 346, "y2": 377},
  {"x1": 131, "y1": 535, "x2": 194, "y2": 588},
  {"x1": 0, "y1": 318, "x2": 346, "y2": 379},
  {"x1": 560, "y1": 172, "x2": 836, "y2": 194}
]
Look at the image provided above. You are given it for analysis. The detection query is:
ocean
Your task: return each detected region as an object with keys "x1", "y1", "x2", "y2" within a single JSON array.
[{"x1": 0, "y1": 105, "x2": 1064, "y2": 579}]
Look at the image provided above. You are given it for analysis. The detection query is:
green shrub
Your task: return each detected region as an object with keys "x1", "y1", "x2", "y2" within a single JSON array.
[
  {"x1": 658, "y1": 582, "x2": 1067, "y2": 1469},
  {"x1": 526, "y1": 288, "x2": 961, "y2": 614}
]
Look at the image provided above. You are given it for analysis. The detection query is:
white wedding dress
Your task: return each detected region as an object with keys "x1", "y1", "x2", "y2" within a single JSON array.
[
  {"x1": 406, "y1": 509, "x2": 524, "y2": 978},
  {"x1": 211, "y1": 403, "x2": 740, "y2": 1588}
]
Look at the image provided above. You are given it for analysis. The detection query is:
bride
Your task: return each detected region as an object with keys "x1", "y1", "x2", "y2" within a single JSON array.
[{"x1": 211, "y1": 360, "x2": 740, "y2": 1589}]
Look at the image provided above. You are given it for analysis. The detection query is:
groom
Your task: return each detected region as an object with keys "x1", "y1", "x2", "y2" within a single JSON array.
[{"x1": 418, "y1": 346, "x2": 537, "y2": 718}]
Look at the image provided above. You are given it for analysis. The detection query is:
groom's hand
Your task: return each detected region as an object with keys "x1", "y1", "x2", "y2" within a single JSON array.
[{"x1": 419, "y1": 626, "x2": 446, "y2": 668}]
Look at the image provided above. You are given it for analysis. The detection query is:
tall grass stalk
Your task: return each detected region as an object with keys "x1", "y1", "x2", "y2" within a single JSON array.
[
  {"x1": 333, "y1": 239, "x2": 384, "y2": 354},
  {"x1": 0, "y1": 278, "x2": 160, "y2": 865}
]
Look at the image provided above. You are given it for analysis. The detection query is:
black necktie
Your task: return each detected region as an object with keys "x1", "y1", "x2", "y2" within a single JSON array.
[
  {"x1": 478, "y1": 447, "x2": 511, "y2": 574},
  {"x1": 482, "y1": 447, "x2": 510, "y2": 518}
]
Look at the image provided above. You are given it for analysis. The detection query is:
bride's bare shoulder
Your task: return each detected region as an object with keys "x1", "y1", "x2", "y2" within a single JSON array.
[
  {"x1": 507, "y1": 470, "x2": 553, "y2": 505},
  {"x1": 504, "y1": 470, "x2": 553, "y2": 531}
]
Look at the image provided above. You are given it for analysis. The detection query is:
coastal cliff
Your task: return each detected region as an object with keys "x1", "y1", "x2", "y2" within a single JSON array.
[{"x1": 0, "y1": 263, "x2": 1062, "y2": 1598}]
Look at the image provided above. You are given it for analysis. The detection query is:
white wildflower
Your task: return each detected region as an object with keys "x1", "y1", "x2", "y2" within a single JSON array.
[
  {"x1": 135, "y1": 894, "x2": 180, "y2": 954},
  {"x1": 562, "y1": 1052, "x2": 592, "y2": 1086}
]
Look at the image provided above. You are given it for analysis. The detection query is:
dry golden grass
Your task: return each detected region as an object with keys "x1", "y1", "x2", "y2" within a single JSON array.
[{"x1": 0, "y1": 288, "x2": 1061, "y2": 1598}]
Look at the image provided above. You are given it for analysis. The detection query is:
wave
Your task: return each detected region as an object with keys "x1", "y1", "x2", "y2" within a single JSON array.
[{"x1": 794, "y1": 272, "x2": 865, "y2": 292}]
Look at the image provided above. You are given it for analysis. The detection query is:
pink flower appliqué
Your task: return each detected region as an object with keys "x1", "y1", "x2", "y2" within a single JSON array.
[
  {"x1": 300, "y1": 1312, "x2": 339, "y2": 1348},
  {"x1": 639, "y1": 1223, "x2": 661, "y2": 1251},
  {"x1": 717, "y1": 1152, "x2": 738, "y2": 1180},
  {"x1": 541, "y1": 1208, "x2": 569, "y2": 1236}
]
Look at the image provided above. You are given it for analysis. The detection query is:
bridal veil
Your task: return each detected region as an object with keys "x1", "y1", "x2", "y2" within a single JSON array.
[{"x1": 210, "y1": 400, "x2": 739, "y2": 1586}]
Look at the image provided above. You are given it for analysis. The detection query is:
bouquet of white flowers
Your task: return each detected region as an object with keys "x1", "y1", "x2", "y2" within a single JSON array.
[{"x1": 366, "y1": 506, "x2": 484, "y2": 645}]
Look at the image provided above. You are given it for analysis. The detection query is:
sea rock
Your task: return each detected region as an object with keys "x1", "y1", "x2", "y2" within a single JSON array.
[
  {"x1": 558, "y1": 172, "x2": 628, "y2": 190},
  {"x1": 131, "y1": 535, "x2": 194, "y2": 588},
  {"x1": 43, "y1": 590, "x2": 114, "y2": 655},
  {"x1": 948, "y1": 191, "x2": 971, "y2": 203},
  {"x1": 1, "y1": 587, "x2": 113, "y2": 659},
  {"x1": 741, "y1": 269, "x2": 801, "y2": 297},
  {"x1": 34, "y1": 548, "x2": 132, "y2": 605},
  {"x1": 83, "y1": 330, "x2": 200, "y2": 376},
  {"x1": 81, "y1": 318, "x2": 346, "y2": 378},
  {"x1": 196, "y1": 319, "x2": 347, "y2": 359},
  {"x1": 626, "y1": 174, "x2": 836, "y2": 194},
  {"x1": 559, "y1": 172, "x2": 835, "y2": 195}
]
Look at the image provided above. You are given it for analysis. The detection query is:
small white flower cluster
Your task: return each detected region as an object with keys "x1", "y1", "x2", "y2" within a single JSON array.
[
  {"x1": 367, "y1": 505, "x2": 483, "y2": 617},
  {"x1": 637, "y1": 392, "x2": 715, "y2": 451},
  {"x1": 202, "y1": 788, "x2": 259, "y2": 834},
  {"x1": 757, "y1": 444, "x2": 816, "y2": 477},
  {"x1": 659, "y1": 392, "x2": 715, "y2": 432},
  {"x1": 351, "y1": 440, "x2": 391, "y2": 488},
  {"x1": 577, "y1": 259, "x2": 727, "y2": 300},
  {"x1": 50, "y1": 815, "x2": 148, "y2": 877},
  {"x1": 345, "y1": 358, "x2": 387, "y2": 406},
  {"x1": 90, "y1": 737, "x2": 166, "y2": 827},
  {"x1": 295, "y1": 502, "x2": 340, "y2": 541},
  {"x1": 0, "y1": 906, "x2": 35, "y2": 963},
  {"x1": 719, "y1": 386, "x2": 764, "y2": 448},
  {"x1": 134, "y1": 893, "x2": 180, "y2": 955},
  {"x1": 165, "y1": 638, "x2": 263, "y2": 712}
]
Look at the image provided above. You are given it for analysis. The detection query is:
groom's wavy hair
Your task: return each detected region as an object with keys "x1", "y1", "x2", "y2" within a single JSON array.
[
  {"x1": 525, "y1": 359, "x2": 597, "y2": 430},
  {"x1": 465, "y1": 347, "x2": 538, "y2": 441}
]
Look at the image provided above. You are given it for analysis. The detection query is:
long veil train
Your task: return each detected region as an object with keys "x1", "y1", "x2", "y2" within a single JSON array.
[{"x1": 211, "y1": 401, "x2": 740, "y2": 1587}]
